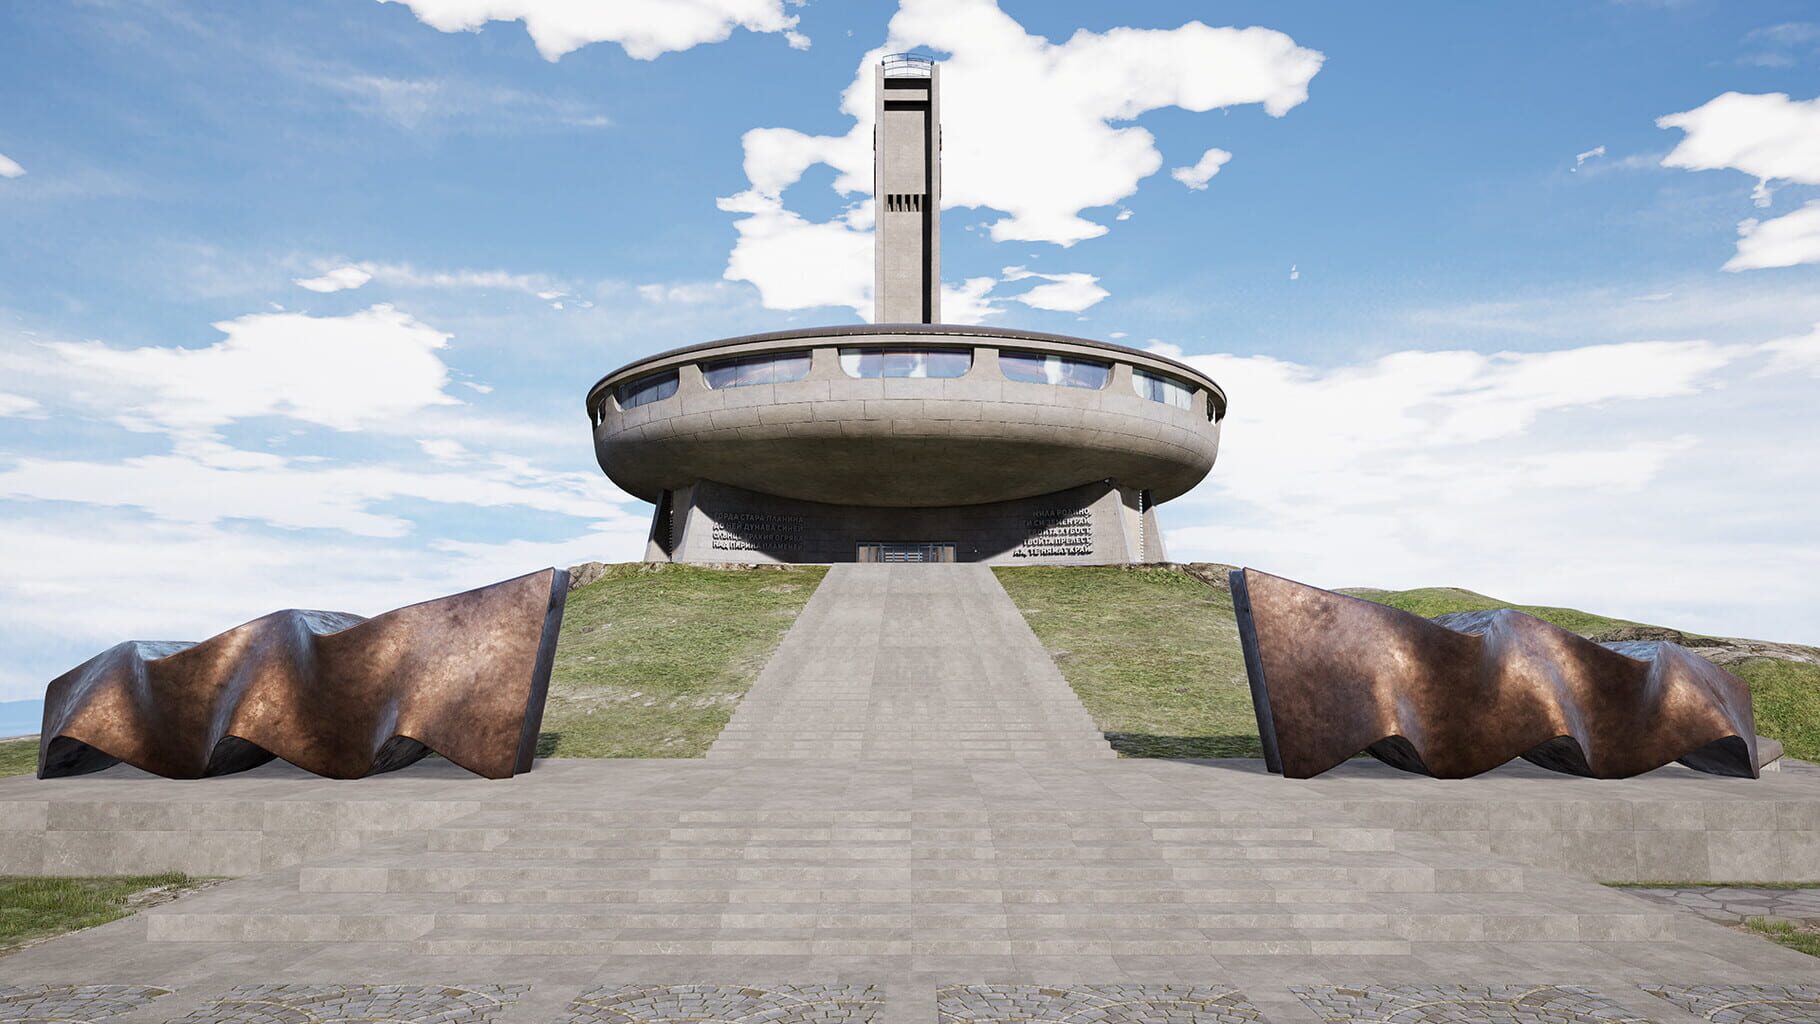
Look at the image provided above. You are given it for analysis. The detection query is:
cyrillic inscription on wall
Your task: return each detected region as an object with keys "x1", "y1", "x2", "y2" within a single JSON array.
[
  {"x1": 711, "y1": 511, "x2": 807, "y2": 551},
  {"x1": 1012, "y1": 507, "x2": 1094, "y2": 558}
]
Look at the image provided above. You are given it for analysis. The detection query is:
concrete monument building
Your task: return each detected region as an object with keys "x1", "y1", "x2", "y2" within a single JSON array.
[{"x1": 588, "y1": 54, "x2": 1226, "y2": 564}]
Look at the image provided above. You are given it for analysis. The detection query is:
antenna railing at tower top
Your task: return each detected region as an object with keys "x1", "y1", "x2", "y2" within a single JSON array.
[{"x1": 880, "y1": 52, "x2": 936, "y2": 77}]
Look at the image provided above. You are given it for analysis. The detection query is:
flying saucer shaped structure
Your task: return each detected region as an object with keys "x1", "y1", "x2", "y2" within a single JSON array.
[{"x1": 587, "y1": 55, "x2": 1225, "y2": 564}]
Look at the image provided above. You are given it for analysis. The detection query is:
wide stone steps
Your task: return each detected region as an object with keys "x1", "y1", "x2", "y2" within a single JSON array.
[{"x1": 402, "y1": 928, "x2": 1417, "y2": 957}]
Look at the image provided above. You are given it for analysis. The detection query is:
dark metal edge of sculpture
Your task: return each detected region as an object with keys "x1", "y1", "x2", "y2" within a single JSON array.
[
  {"x1": 37, "y1": 567, "x2": 569, "y2": 781},
  {"x1": 1230, "y1": 567, "x2": 1760, "y2": 780}
]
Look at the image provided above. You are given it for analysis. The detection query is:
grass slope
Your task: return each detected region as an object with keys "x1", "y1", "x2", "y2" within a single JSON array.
[
  {"x1": 0, "y1": 874, "x2": 196, "y2": 955},
  {"x1": 1340, "y1": 586, "x2": 1643, "y2": 636},
  {"x1": 540, "y1": 563, "x2": 826, "y2": 758},
  {"x1": 1734, "y1": 658, "x2": 1820, "y2": 762},
  {"x1": 993, "y1": 566, "x2": 1259, "y2": 758},
  {"x1": 0, "y1": 739, "x2": 33, "y2": 780}
]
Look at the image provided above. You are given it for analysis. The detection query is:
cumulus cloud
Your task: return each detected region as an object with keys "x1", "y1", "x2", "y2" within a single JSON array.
[
  {"x1": 379, "y1": 0, "x2": 805, "y2": 61},
  {"x1": 1164, "y1": 333, "x2": 1820, "y2": 643},
  {"x1": 1171, "y1": 147, "x2": 1233, "y2": 190},
  {"x1": 718, "y1": 0, "x2": 1321, "y2": 312},
  {"x1": 940, "y1": 277, "x2": 1000, "y2": 325},
  {"x1": 1572, "y1": 145, "x2": 1605, "y2": 171},
  {"x1": 1659, "y1": 92, "x2": 1820, "y2": 267},
  {"x1": 0, "y1": 153, "x2": 23, "y2": 179},
  {"x1": 47, "y1": 305, "x2": 458, "y2": 433},
  {"x1": 1659, "y1": 92, "x2": 1820, "y2": 184},
  {"x1": 1726, "y1": 200, "x2": 1820, "y2": 271},
  {"x1": 296, "y1": 260, "x2": 565, "y2": 298},
  {"x1": 1001, "y1": 266, "x2": 1108, "y2": 313},
  {"x1": 295, "y1": 265, "x2": 373, "y2": 292},
  {"x1": 0, "y1": 393, "x2": 42, "y2": 418}
]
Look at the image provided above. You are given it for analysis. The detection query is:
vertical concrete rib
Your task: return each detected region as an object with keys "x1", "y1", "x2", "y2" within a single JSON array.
[{"x1": 706, "y1": 564, "x2": 1115, "y2": 760}]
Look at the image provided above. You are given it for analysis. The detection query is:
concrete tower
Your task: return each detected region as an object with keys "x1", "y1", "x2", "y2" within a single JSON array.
[{"x1": 874, "y1": 53, "x2": 940, "y2": 324}]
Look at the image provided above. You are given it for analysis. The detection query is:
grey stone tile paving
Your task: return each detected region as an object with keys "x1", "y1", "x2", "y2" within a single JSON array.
[
  {"x1": 1643, "y1": 986, "x2": 1820, "y2": 1023},
  {"x1": 169, "y1": 985, "x2": 528, "y2": 1024},
  {"x1": 1624, "y1": 889, "x2": 1820, "y2": 925},
  {"x1": 1289, "y1": 985, "x2": 1651, "y2": 1023},
  {"x1": 0, "y1": 986, "x2": 170, "y2": 1023},
  {"x1": 937, "y1": 984, "x2": 1263, "y2": 1024},
  {"x1": 560, "y1": 984, "x2": 881, "y2": 1024}
]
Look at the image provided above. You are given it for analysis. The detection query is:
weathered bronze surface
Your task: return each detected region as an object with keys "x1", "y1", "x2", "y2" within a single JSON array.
[
  {"x1": 38, "y1": 568, "x2": 568, "y2": 780},
  {"x1": 1230, "y1": 567, "x2": 1760, "y2": 780}
]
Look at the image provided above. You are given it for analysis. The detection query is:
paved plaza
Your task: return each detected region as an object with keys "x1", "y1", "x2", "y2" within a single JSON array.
[{"x1": 3, "y1": 565, "x2": 1819, "y2": 1022}]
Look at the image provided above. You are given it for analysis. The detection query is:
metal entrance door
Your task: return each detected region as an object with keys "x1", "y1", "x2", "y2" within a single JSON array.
[{"x1": 856, "y1": 542, "x2": 957, "y2": 563}]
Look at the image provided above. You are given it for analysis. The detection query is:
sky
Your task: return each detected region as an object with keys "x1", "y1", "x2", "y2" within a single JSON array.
[{"x1": 0, "y1": 0, "x2": 1817, "y2": 713}]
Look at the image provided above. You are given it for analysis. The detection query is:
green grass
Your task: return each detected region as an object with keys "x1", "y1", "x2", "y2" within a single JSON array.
[
  {"x1": 993, "y1": 565, "x2": 1259, "y2": 758},
  {"x1": 1735, "y1": 658, "x2": 1820, "y2": 762},
  {"x1": 0, "y1": 874, "x2": 196, "y2": 955},
  {"x1": 1745, "y1": 917, "x2": 1820, "y2": 957},
  {"x1": 540, "y1": 563, "x2": 827, "y2": 758},
  {"x1": 1341, "y1": 586, "x2": 1642, "y2": 637},
  {"x1": 0, "y1": 738, "x2": 34, "y2": 779}
]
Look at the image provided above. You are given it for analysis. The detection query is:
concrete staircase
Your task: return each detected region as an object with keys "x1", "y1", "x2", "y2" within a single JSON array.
[
  {"x1": 706, "y1": 564, "x2": 1116, "y2": 761},
  {"x1": 140, "y1": 804, "x2": 1678, "y2": 958}
]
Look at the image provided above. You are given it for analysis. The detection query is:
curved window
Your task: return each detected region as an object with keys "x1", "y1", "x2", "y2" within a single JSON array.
[
  {"x1": 703, "y1": 350, "x2": 811, "y2": 389},
  {"x1": 1132, "y1": 368, "x2": 1195, "y2": 410},
  {"x1": 615, "y1": 369, "x2": 678, "y2": 410},
  {"x1": 839, "y1": 347, "x2": 971, "y2": 379},
  {"x1": 1000, "y1": 351, "x2": 1110, "y2": 390}
]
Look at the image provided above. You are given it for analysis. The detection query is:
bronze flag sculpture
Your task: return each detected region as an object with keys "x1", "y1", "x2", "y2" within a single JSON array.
[
  {"x1": 37, "y1": 568, "x2": 567, "y2": 780},
  {"x1": 1230, "y1": 568, "x2": 1760, "y2": 780}
]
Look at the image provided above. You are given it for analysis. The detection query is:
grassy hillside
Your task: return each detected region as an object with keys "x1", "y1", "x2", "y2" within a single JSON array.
[
  {"x1": 0, "y1": 563, "x2": 1809, "y2": 774},
  {"x1": 540, "y1": 563, "x2": 826, "y2": 758},
  {"x1": 1734, "y1": 658, "x2": 1820, "y2": 763},
  {"x1": 0, "y1": 739, "x2": 32, "y2": 779},
  {"x1": 993, "y1": 565, "x2": 1259, "y2": 758},
  {"x1": 1340, "y1": 586, "x2": 1644, "y2": 636},
  {"x1": 996, "y1": 567, "x2": 1820, "y2": 764}
]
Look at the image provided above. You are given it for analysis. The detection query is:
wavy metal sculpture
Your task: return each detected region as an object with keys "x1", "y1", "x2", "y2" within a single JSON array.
[
  {"x1": 1230, "y1": 568, "x2": 1760, "y2": 780},
  {"x1": 38, "y1": 568, "x2": 568, "y2": 780}
]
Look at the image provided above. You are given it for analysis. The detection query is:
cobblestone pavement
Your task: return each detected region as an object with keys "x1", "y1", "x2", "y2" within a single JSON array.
[
  {"x1": 1624, "y1": 887, "x2": 1820, "y2": 924},
  {"x1": 169, "y1": 984, "x2": 528, "y2": 1024},
  {"x1": 561, "y1": 984, "x2": 882, "y2": 1024},
  {"x1": 937, "y1": 985, "x2": 1262, "y2": 1024},
  {"x1": 0, "y1": 985, "x2": 171, "y2": 1023},
  {"x1": 1289, "y1": 985, "x2": 1650, "y2": 1023},
  {"x1": 1644, "y1": 986, "x2": 1820, "y2": 1023}
]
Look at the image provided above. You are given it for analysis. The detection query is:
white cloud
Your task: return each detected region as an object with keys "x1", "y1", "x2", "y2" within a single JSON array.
[
  {"x1": 1165, "y1": 332, "x2": 1820, "y2": 643},
  {"x1": 0, "y1": 153, "x2": 24, "y2": 179},
  {"x1": 940, "y1": 277, "x2": 1000, "y2": 325},
  {"x1": 1658, "y1": 92, "x2": 1820, "y2": 267},
  {"x1": 47, "y1": 304, "x2": 458, "y2": 433},
  {"x1": 0, "y1": 393, "x2": 42, "y2": 418},
  {"x1": 1726, "y1": 200, "x2": 1820, "y2": 271},
  {"x1": 1659, "y1": 92, "x2": 1820, "y2": 184},
  {"x1": 1001, "y1": 266, "x2": 1108, "y2": 313},
  {"x1": 326, "y1": 73, "x2": 611, "y2": 129},
  {"x1": 1572, "y1": 145, "x2": 1605, "y2": 171},
  {"x1": 1171, "y1": 147, "x2": 1232, "y2": 190},
  {"x1": 0, "y1": 448, "x2": 615, "y2": 537},
  {"x1": 0, "y1": 512, "x2": 648, "y2": 701},
  {"x1": 295, "y1": 265, "x2": 374, "y2": 292},
  {"x1": 380, "y1": 0, "x2": 805, "y2": 61},
  {"x1": 719, "y1": 0, "x2": 1321, "y2": 311},
  {"x1": 1763, "y1": 321, "x2": 1820, "y2": 376}
]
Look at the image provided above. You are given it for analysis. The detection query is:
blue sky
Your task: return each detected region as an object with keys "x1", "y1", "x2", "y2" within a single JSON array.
[{"x1": 1, "y1": 0, "x2": 1818, "y2": 715}]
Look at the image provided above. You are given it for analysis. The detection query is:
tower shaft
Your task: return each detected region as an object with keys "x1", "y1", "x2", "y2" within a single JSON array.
[{"x1": 874, "y1": 57, "x2": 940, "y2": 324}]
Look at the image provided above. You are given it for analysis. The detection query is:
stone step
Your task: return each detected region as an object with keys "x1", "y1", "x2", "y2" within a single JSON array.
[{"x1": 403, "y1": 928, "x2": 1415, "y2": 957}]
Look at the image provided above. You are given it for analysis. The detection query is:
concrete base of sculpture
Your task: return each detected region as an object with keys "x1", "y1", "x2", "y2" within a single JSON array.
[
  {"x1": 37, "y1": 568, "x2": 568, "y2": 780},
  {"x1": 645, "y1": 479, "x2": 1166, "y2": 564},
  {"x1": 1231, "y1": 567, "x2": 1761, "y2": 780}
]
